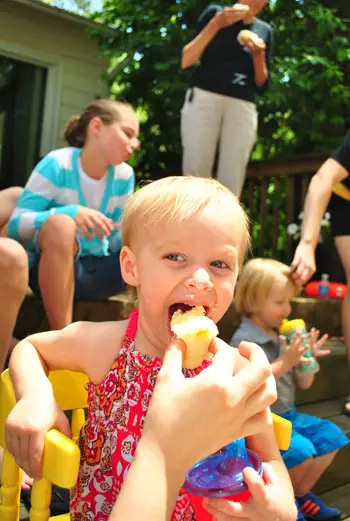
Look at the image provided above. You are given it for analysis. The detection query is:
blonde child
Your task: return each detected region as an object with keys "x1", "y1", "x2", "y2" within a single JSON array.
[
  {"x1": 231, "y1": 258, "x2": 349, "y2": 521},
  {"x1": 5, "y1": 178, "x2": 296, "y2": 521},
  {"x1": 7, "y1": 99, "x2": 139, "y2": 331}
]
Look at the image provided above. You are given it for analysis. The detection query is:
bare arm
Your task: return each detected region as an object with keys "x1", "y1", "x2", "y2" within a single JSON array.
[
  {"x1": 181, "y1": 17, "x2": 219, "y2": 69},
  {"x1": 181, "y1": 7, "x2": 249, "y2": 69},
  {"x1": 294, "y1": 371, "x2": 314, "y2": 390},
  {"x1": 252, "y1": 49, "x2": 268, "y2": 88},
  {"x1": 271, "y1": 355, "x2": 292, "y2": 380},
  {"x1": 10, "y1": 320, "x2": 127, "y2": 397},
  {"x1": 291, "y1": 158, "x2": 348, "y2": 285}
]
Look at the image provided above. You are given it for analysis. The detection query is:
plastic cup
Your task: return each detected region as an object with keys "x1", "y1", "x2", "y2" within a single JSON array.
[{"x1": 184, "y1": 439, "x2": 262, "y2": 521}]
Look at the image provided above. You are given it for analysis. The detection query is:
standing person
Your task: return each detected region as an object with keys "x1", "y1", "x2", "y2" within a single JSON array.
[
  {"x1": 291, "y1": 130, "x2": 350, "y2": 415},
  {"x1": 7, "y1": 99, "x2": 139, "y2": 331},
  {"x1": 231, "y1": 258, "x2": 349, "y2": 521},
  {"x1": 5, "y1": 177, "x2": 295, "y2": 520},
  {"x1": 181, "y1": 0, "x2": 273, "y2": 197}
]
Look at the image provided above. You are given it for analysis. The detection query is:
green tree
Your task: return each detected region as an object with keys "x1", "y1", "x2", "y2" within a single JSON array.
[
  {"x1": 96, "y1": 0, "x2": 349, "y2": 178},
  {"x1": 40, "y1": 0, "x2": 92, "y2": 15}
]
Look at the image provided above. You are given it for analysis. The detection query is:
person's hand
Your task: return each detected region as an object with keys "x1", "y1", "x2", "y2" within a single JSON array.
[
  {"x1": 203, "y1": 463, "x2": 297, "y2": 521},
  {"x1": 5, "y1": 393, "x2": 71, "y2": 479},
  {"x1": 75, "y1": 206, "x2": 116, "y2": 240},
  {"x1": 290, "y1": 241, "x2": 316, "y2": 286},
  {"x1": 280, "y1": 334, "x2": 312, "y2": 369},
  {"x1": 214, "y1": 6, "x2": 249, "y2": 29},
  {"x1": 142, "y1": 337, "x2": 276, "y2": 470},
  {"x1": 309, "y1": 328, "x2": 330, "y2": 358},
  {"x1": 245, "y1": 34, "x2": 266, "y2": 54}
]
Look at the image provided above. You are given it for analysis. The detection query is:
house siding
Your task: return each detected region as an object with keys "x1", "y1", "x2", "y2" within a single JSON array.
[{"x1": 0, "y1": 0, "x2": 109, "y2": 151}]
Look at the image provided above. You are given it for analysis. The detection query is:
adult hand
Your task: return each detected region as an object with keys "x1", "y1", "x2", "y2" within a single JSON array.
[
  {"x1": 214, "y1": 6, "x2": 249, "y2": 29},
  {"x1": 142, "y1": 337, "x2": 276, "y2": 470},
  {"x1": 75, "y1": 206, "x2": 116, "y2": 240},
  {"x1": 290, "y1": 241, "x2": 316, "y2": 286},
  {"x1": 246, "y1": 36, "x2": 266, "y2": 54},
  {"x1": 204, "y1": 463, "x2": 297, "y2": 521}
]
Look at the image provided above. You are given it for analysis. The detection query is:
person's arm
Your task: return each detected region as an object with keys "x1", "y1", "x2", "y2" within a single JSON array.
[
  {"x1": 271, "y1": 355, "x2": 293, "y2": 380},
  {"x1": 205, "y1": 423, "x2": 296, "y2": 521},
  {"x1": 6, "y1": 320, "x2": 126, "y2": 478},
  {"x1": 294, "y1": 371, "x2": 314, "y2": 390},
  {"x1": 291, "y1": 157, "x2": 348, "y2": 285},
  {"x1": 7, "y1": 155, "x2": 80, "y2": 242},
  {"x1": 181, "y1": 15, "x2": 219, "y2": 69},
  {"x1": 181, "y1": 6, "x2": 249, "y2": 69},
  {"x1": 110, "y1": 338, "x2": 278, "y2": 521}
]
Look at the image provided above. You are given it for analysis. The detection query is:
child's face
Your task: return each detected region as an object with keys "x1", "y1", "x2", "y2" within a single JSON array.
[
  {"x1": 122, "y1": 204, "x2": 246, "y2": 351},
  {"x1": 253, "y1": 274, "x2": 295, "y2": 331},
  {"x1": 92, "y1": 111, "x2": 139, "y2": 165}
]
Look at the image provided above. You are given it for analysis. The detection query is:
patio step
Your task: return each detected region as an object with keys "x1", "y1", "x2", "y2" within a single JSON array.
[{"x1": 297, "y1": 399, "x2": 350, "y2": 495}]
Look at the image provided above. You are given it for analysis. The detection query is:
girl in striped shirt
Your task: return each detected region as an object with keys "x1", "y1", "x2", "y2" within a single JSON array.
[{"x1": 7, "y1": 98, "x2": 139, "y2": 330}]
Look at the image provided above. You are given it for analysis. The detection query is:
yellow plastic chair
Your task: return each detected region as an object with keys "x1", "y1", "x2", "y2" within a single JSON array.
[
  {"x1": 0, "y1": 369, "x2": 88, "y2": 521},
  {"x1": 0, "y1": 368, "x2": 292, "y2": 521}
]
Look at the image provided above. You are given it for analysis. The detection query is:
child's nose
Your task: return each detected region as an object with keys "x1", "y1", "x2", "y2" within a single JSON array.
[{"x1": 185, "y1": 269, "x2": 213, "y2": 291}]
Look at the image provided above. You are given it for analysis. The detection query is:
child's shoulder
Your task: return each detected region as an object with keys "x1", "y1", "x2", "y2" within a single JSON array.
[
  {"x1": 230, "y1": 317, "x2": 258, "y2": 346},
  {"x1": 65, "y1": 319, "x2": 129, "y2": 383}
]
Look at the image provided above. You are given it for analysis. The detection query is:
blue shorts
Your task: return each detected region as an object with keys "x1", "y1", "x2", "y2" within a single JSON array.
[
  {"x1": 29, "y1": 251, "x2": 126, "y2": 300},
  {"x1": 279, "y1": 407, "x2": 349, "y2": 469}
]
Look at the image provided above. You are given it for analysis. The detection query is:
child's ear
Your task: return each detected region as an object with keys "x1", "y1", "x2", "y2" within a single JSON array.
[{"x1": 120, "y1": 246, "x2": 139, "y2": 287}]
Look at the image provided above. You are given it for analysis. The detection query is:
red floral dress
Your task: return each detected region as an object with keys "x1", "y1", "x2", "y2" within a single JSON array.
[{"x1": 70, "y1": 308, "x2": 210, "y2": 520}]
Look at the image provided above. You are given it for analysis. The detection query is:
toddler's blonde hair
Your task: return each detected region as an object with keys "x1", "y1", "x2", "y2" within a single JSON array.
[
  {"x1": 122, "y1": 176, "x2": 250, "y2": 263},
  {"x1": 235, "y1": 258, "x2": 299, "y2": 314}
]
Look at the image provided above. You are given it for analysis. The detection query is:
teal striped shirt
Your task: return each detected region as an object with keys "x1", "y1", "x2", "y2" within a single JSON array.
[{"x1": 8, "y1": 147, "x2": 135, "y2": 267}]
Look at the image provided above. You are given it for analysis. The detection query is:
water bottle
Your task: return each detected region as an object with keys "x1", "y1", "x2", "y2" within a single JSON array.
[
  {"x1": 280, "y1": 319, "x2": 320, "y2": 376},
  {"x1": 318, "y1": 274, "x2": 330, "y2": 299}
]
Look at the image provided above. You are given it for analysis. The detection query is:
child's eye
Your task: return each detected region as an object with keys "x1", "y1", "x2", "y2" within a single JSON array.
[
  {"x1": 165, "y1": 253, "x2": 186, "y2": 262},
  {"x1": 211, "y1": 260, "x2": 229, "y2": 269}
]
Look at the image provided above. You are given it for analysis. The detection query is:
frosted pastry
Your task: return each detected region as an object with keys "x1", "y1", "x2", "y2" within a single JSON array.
[
  {"x1": 171, "y1": 306, "x2": 218, "y2": 369},
  {"x1": 237, "y1": 29, "x2": 261, "y2": 46}
]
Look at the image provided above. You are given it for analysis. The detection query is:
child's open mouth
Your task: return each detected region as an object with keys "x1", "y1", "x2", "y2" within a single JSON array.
[{"x1": 168, "y1": 303, "x2": 209, "y2": 335}]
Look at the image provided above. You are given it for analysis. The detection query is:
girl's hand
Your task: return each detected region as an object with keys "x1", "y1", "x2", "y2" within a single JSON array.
[
  {"x1": 280, "y1": 334, "x2": 311, "y2": 369},
  {"x1": 309, "y1": 328, "x2": 330, "y2": 358},
  {"x1": 75, "y1": 206, "x2": 116, "y2": 239},
  {"x1": 214, "y1": 7, "x2": 249, "y2": 29},
  {"x1": 142, "y1": 338, "x2": 276, "y2": 470},
  {"x1": 5, "y1": 393, "x2": 71, "y2": 479},
  {"x1": 204, "y1": 463, "x2": 297, "y2": 521}
]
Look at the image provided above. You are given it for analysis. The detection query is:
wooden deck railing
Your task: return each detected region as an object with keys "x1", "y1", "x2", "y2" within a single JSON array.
[{"x1": 241, "y1": 152, "x2": 329, "y2": 263}]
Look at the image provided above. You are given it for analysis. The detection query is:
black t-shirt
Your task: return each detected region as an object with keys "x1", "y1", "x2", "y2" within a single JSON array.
[
  {"x1": 188, "y1": 5, "x2": 273, "y2": 103},
  {"x1": 332, "y1": 130, "x2": 350, "y2": 188}
]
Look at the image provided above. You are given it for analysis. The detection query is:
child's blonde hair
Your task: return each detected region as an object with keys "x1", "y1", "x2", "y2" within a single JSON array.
[
  {"x1": 235, "y1": 258, "x2": 299, "y2": 314},
  {"x1": 122, "y1": 176, "x2": 250, "y2": 263}
]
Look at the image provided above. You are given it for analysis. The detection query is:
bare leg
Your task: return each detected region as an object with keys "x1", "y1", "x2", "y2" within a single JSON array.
[
  {"x1": 287, "y1": 457, "x2": 313, "y2": 494},
  {"x1": 0, "y1": 238, "x2": 32, "y2": 490},
  {"x1": 294, "y1": 452, "x2": 337, "y2": 496},
  {"x1": 37, "y1": 214, "x2": 77, "y2": 330},
  {"x1": 0, "y1": 187, "x2": 23, "y2": 231},
  {"x1": 334, "y1": 236, "x2": 350, "y2": 412},
  {"x1": 0, "y1": 238, "x2": 27, "y2": 371}
]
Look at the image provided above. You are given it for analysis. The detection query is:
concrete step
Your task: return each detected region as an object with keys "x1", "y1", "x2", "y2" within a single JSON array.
[
  {"x1": 298, "y1": 399, "x2": 350, "y2": 495},
  {"x1": 319, "y1": 483, "x2": 350, "y2": 519},
  {"x1": 296, "y1": 338, "x2": 349, "y2": 405}
]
